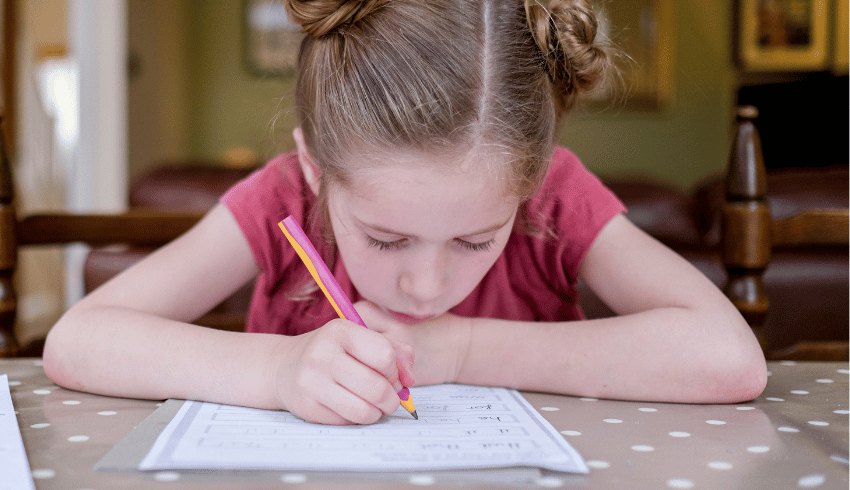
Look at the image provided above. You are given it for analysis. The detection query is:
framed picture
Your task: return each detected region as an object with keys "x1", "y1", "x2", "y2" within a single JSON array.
[
  {"x1": 243, "y1": 0, "x2": 303, "y2": 76},
  {"x1": 582, "y1": 0, "x2": 675, "y2": 111},
  {"x1": 833, "y1": 0, "x2": 848, "y2": 73},
  {"x1": 739, "y1": 0, "x2": 829, "y2": 71}
]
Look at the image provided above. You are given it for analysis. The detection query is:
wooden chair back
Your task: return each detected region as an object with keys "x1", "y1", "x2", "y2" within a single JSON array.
[
  {"x1": 0, "y1": 115, "x2": 202, "y2": 357},
  {"x1": 722, "y1": 105, "x2": 849, "y2": 360}
]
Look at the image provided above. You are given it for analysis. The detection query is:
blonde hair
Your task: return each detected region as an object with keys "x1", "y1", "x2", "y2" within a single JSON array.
[{"x1": 286, "y1": 0, "x2": 612, "y2": 200}]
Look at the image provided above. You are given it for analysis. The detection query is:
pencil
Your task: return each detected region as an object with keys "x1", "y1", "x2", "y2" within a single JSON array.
[{"x1": 278, "y1": 216, "x2": 418, "y2": 420}]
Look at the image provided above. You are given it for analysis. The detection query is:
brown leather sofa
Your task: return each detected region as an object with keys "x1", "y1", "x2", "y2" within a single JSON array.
[{"x1": 85, "y1": 162, "x2": 849, "y2": 354}]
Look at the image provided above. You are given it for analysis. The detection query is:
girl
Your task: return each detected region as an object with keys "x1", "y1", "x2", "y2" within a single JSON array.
[{"x1": 43, "y1": 0, "x2": 766, "y2": 426}]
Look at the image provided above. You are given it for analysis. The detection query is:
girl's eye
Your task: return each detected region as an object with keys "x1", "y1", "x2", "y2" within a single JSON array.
[
  {"x1": 456, "y1": 238, "x2": 495, "y2": 252},
  {"x1": 366, "y1": 236, "x2": 407, "y2": 251}
]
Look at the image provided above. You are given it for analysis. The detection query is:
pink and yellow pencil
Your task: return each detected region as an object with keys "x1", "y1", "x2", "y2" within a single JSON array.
[{"x1": 278, "y1": 216, "x2": 418, "y2": 420}]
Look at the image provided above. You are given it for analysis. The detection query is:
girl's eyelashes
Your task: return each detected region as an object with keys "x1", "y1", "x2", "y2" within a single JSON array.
[
  {"x1": 365, "y1": 235, "x2": 407, "y2": 251},
  {"x1": 456, "y1": 238, "x2": 496, "y2": 252},
  {"x1": 365, "y1": 235, "x2": 496, "y2": 252}
]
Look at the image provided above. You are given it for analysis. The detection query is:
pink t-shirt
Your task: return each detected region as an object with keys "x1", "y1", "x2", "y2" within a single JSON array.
[{"x1": 221, "y1": 147, "x2": 625, "y2": 335}]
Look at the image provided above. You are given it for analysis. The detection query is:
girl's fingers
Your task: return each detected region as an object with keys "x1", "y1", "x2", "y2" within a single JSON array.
[
  {"x1": 388, "y1": 338, "x2": 416, "y2": 387},
  {"x1": 333, "y1": 321, "x2": 401, "y2": 383},
  {"x1": 329, "y1": 353, "x2": 401, "y2": 418}
]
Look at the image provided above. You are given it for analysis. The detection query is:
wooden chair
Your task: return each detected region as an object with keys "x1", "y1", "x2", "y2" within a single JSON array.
[
  {"x1": 722, "y1": 105, "x2": 849, "y2": 361},
  {"x1": 0, "y1": 115, "x2": 204, "y2": 357}
]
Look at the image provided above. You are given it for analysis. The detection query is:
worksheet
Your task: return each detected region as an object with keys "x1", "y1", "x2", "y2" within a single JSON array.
[
  {"x1": 139, "y1": 384, "x2": 587, "y2": 473},
  {"x1": 0, "y1": 374, "x2": 36, "y2": 490}
]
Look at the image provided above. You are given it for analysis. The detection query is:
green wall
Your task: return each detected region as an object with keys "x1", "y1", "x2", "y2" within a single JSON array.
[
  {"x1": 186, "y1": 0, "x2": 736, "y2": 188},
  {"x1": 186, "y1": 0, "x2": 297, "y2": 161}
]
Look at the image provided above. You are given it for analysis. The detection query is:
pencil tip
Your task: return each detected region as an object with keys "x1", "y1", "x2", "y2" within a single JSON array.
[{"x1": 412, "y1": 410, "x2": 419, "y2": 420}]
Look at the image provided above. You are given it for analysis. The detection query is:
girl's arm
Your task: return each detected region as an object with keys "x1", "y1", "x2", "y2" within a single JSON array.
[
  {"x1": 459, "y1": 214, "x2": 767, "y2": 403},
  {"x1": 363, "y1": 214, "x2": 767, "y2": 404},
  {"x1": 43, "y1": 204, "x2": 405, "y2": 424}
]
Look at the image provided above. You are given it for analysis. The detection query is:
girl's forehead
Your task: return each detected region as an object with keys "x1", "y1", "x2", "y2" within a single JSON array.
[{"x1": 340, "y1": 145, "x2": 515, "y2": 192}]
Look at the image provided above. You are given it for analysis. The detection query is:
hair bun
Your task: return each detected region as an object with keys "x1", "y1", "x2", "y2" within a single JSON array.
[
  {"x1": 286, "y1": 0, "x2": 389, "y2": 37},
  {"x1": 525, "y1": 0, "x2": 610, "y2": 111}
]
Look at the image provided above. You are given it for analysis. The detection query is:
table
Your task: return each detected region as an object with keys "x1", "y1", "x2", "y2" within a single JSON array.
[{"x1": 3, "y1": 359, "x2": 848, "y2": 489}]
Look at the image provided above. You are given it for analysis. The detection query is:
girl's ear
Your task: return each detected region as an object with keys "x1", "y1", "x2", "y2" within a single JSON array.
[{"x1": 293, "y1": 127, "x2": 321, "y2": 196}]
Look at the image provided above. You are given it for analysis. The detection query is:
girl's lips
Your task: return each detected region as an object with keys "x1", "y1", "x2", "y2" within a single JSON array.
[{"x1": 387, "y1": 310, "x2": 435, "y2": 324}]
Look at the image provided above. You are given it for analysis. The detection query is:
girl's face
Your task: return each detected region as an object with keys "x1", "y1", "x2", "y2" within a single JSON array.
[{"x1": 327, "y1": 149, "x2": 519, "y2": 323}]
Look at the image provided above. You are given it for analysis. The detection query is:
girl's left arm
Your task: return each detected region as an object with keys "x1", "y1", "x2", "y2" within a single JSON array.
[{"x1": 456, "y1": 214, "x2": 767, "y2": 403}]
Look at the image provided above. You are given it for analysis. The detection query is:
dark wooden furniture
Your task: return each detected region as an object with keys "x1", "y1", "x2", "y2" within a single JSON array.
[
  {"x1": 722, "y1": 106, "x2": 849, "y2": 360},
  {"x1": 0, "y1": 115, "x2": 202, "y2": 357}
]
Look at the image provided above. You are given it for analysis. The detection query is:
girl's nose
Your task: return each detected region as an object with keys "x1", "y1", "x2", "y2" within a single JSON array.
[{"x1": 399, "y1": 254, "x2": 446, "y2": 305}]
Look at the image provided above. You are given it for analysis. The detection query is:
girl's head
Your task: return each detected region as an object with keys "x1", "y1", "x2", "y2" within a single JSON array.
[
  {"x1": 287, "y1": 0, "x2": 611, "y2": 200},
  {"x1": 285, "y1": 0, "x2": 612, "y2": 317}
]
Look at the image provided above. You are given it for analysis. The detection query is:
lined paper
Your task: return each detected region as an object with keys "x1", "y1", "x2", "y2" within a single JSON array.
[{"x1": 139, "y1": 383, "x2": 587, "y2": 473}]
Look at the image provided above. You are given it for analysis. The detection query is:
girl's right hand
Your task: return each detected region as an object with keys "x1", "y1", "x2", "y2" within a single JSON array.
[{"x1": 271, "y1": 319, "x2": 413, "y2": 425}]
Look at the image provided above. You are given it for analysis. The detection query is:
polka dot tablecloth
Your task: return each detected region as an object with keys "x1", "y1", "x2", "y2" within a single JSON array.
[{"x1": 2, "y1": 359, "x2": 847, "y2": 489}]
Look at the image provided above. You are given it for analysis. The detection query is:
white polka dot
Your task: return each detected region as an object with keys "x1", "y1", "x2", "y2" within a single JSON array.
[
  {"x1": 534, "y1": 476, "x2": 565, "y2": 488},
  {"x1": 32, "y1": 360, "x2": 43, "y2": 366},
  {"x1": 833, "y1": 410, "x2": 849, "y2": 415},
  {"x1": 62, "y1": 400, "x2": 81, "y2": 405},
  {"x1": 638, "y1": 407, "x2": 658, "y2": 412},
  {"x1": 154, "y1": 471, "x2": 180, "y2": 482},
  {"x1": 408, "y1": 475, "x2": 435, "y2": 486},
  {"x1": 766, "y1": 370, "x2": 772, "y2": 376},
  {"x1": 68, "y1": 435, "x2": 89, "y2": 442},
  {"x1": 560, "y1": 430, "x2": 581, "y2": 436},
  {"x1": 579, "y1": 397, "x2": 598, "y2": 401},
  {"x1": 539, "y1": 406, "x2": 559, "y2": 411},
  {"x1": 765, "y1": 397, "x2": 784, "y2": 401},
  {"x1": 667, "y1": 478, "x2": 695, "y2": 489},
  {"x1": 281, "y1": 473, "x2": 307, "y2": 484},
  {"x1": 791, "y1": 390, "x2": 809, "y2": 395},
  {"x1": 708, "y1": 461, "x2": 733, "y2": 470},
  {"x1": 98, "y1": 411, "x2": 117, "y2": 415},
  {"x1": 603, "y1": 418, "x2": 622, "y2": 424},
  {"x1": 830, "y1": 454, "x2": 849, "y2": 465},
  {"x1": 669, "y1": 431, "x2": 691, "y2": 438},
  {"x1": 706, "y1": 420, "x2": 726, "y2": 425},
  {"x1": 736, "y1": 406, "x2": 755, "y2": 410},
  {"x1": 780, "y1": 360, "x2": 797, "y2": 366},
  {"x1": 777, "y1": 426, "x2": 800, "y2": 432},
  {"x1": 837, "y1": 369, "x2": 849, "y2": 374},
  {"x1": 30, "y1": 423, "x2": 50, "y2": 429},
  {"x1": 747, "y1": 446, "x2": 771, "y2": 453},
  {"x1": 808, "y1": 421, "x2": 829, "y2": 426},
  {"x1": 31, "y1": 469, "x2": 55, "y2": 479},
  {"x1": 8, "y1": 380, "x2": 21, "y2": 386},
  {"x1": 585, "y1": 460, "x2": 610, "y2": 469},
  {"x1": 631, "y1": 445, "x2": 654, "y2": 452},
  {"x1": 33, "y1": 389, "x2": 51, "y2": 395},
  {"x1": 797, "y1": 474, "x2": 826, "y2": 488},
  {"x1": 815, "y1": 379, "x2": 834, "y2": 384}
]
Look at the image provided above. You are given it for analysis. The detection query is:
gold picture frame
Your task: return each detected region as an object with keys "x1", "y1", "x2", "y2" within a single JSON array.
[{"x1": 739, "y1": 0, "x2": 829, "y2": 71}]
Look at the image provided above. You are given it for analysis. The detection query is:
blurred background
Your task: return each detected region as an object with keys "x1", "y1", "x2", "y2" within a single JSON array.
[{"x1": 2, "y1": 0, "x2": 848, "y2": 345}]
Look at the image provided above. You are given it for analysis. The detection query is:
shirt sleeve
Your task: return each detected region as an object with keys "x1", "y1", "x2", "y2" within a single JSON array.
[
  {"x1": 220, "y1": 153, "x2": 306, "y2": 283},
  {"x1": 529, "y1": 147, "x2": 626, "y2": 284}
]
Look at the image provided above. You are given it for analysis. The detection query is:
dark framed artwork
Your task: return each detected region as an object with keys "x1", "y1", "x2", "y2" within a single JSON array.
[
  {"x1": 243, "y1": 0, "x2": 303, "y2": 76},
  {"x1": 583, "y1": 0, "x2": 675, "y2": 111}
]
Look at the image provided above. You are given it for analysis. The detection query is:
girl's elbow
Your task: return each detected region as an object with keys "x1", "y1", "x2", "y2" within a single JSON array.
[
  {"x1": 704, "y1": 344, "x2": 768, "y2": 403},
  {"x1": 42, "y1": 314, "x2": 83, "y2": 391}
]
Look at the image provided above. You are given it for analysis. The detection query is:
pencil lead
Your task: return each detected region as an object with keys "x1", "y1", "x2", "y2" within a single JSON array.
[{"x1": 411, "y1": 410, "x2": 418, "y2": 420}]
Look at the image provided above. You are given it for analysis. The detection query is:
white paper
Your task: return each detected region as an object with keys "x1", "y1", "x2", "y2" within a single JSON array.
[
  {"x1": 139, "y1": 384, "x2": 587, "y2": 473},
  {"x1": 0, "y1": 374, "x2": 36, "y2": 490}
]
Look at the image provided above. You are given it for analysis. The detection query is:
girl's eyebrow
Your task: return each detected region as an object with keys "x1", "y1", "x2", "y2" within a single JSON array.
[{"x1": 358, "y1": 215, "x2": 513, "y2": 239}]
